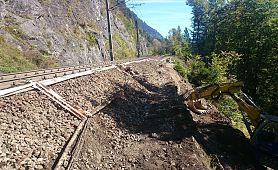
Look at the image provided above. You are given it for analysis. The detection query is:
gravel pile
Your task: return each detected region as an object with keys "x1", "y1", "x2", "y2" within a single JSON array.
[
  {"x1": 0, "y1": 59, "x2": 254, "y2": 170},
  {"x1": 127, "y1": 61, "x2": 174, "y2": 91},
  {"x1": 0, "y1": 60, "x2": 180, "y2": 170},
  {"x1": 70, "y1": 114, "x2": 207, "y2": 170},
  {"x1": 0, "y1": 91, "x2": 80, "y2": 170},
  {"x1": 57, "y1": 59, "x2": 256, "y2": 169},
  {"x1": 50, "y1": 66, "x2": 156, "y2": 114},
  {"x1": 56, "y1": 60, "x2": 209, "y2": 169}
]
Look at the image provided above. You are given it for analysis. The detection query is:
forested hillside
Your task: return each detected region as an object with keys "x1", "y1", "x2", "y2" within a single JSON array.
[{"x1": 155, "y1": 0, "x2": 277, "y2": 116}]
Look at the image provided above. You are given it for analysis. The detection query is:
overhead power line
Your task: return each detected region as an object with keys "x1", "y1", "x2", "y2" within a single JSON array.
[{"x1": 105, "y1": 0, "x2": 144, "y2": 61}]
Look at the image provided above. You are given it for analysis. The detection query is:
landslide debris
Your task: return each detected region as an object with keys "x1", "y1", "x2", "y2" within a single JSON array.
[
  {"x1": 0, "y1": 59, "x2": 257, "y2": 170},
  {"x1": 51, "y1": 60, "x2": 257, "y2": 169},
  {"x1": 0, "y1": 91, "x2": 79, "y2": 169}
]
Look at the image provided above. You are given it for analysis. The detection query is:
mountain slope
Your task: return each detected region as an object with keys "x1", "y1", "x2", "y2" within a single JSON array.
[
  {"x1": 119, "y1": 6, "x2": 163, "y2": 40},
  {"x1": 0, "y1": 0, "x2": 160, "y2": 72}
]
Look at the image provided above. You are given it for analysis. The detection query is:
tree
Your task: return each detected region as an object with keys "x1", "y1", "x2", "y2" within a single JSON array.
[
  {"x1": 184, "y1": 28, "x2": 191, "y2": 43},
  {"x1": 167, "y1": 27, "x2": 191, "y2": 59},
  {"x1": 187, "y1": 0, "x2": 278, "y2": 113},
  {"x1": 186, "y1": 0, "x2": 209, "y2": 55}
]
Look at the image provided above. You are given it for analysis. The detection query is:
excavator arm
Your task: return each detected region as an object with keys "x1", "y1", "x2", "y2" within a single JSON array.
[
  {"x1": 185, "y1": 81, "x2": 261, "y2": 128},
  {"x1": 229, "y1": 93, "x2": 261, "y2": 127},
  {"x1": 185, "y1": 82, "x2": 278, "y2": 168}
]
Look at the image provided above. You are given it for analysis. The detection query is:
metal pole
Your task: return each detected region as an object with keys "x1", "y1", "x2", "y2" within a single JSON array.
[
  {"x1": 105, "y1": 0, "x2": 113, "y2": 61},
  {"x1": 135, "y1": 20, "x2": 140, "y2": 58}
]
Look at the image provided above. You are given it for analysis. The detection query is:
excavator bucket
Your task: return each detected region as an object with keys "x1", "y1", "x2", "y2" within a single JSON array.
[
  {"x1": 186, "y1": 99, "x2": 209, "y2": 114},
  {"x1": 194, "y1": 100, "x2": 208, "y2": 110},
  {"x1": 185, "y1": 82, "x2": 244, "y2": 114}
]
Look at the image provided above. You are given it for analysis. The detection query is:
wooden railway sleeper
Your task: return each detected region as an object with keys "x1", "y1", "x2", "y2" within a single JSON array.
[{"x1": 31, "y1": 81, "x2": 88, "y2": 120}]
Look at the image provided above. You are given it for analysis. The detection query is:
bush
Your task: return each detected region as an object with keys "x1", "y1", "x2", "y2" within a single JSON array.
[
  {"x1": 0, "y1": 35, "x2": 59, "y2": 73},
  {"x1": 174, "y1": 59, "x2": 188, "y2": 79},
  {"x1": 85, "y1": 32, "x2": 97, "y2": 46},
  {"x1": 216, "y1": 96, "x2": 250, "y2": 137},
  {"x1": 187, "y1": 51, "x2": 240, "y2": 86},
  {"x1": 187, "y1": 55, "x2": 218, "y2": 86}
]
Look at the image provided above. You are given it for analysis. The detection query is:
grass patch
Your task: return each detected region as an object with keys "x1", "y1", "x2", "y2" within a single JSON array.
[
  {"x1": 0, "y1": 37, "x2": 36, "y2": 73},
  {"x1": 0, "y1": 35, "x2": 58, "y2": 73},
  {"x1": 85, "y1": 32, "x2": 97, "y2": 46},
  {"x1": 173, "y1": 59, "x2": 189, "y2": 79},
  {"x1": 113, "y1": 33, "x2": 136, "y2": 60},
  {"x1": 216, "y1": 96, "x2": 250, "y2": 137},
  {"x1": 3, "y1": 25, "x2": 25, "y2": 40}
]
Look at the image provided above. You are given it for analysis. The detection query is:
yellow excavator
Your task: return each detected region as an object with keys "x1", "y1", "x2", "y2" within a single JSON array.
[{"x1": 184, "y1": 81, "x2": 278, "y2": 168}]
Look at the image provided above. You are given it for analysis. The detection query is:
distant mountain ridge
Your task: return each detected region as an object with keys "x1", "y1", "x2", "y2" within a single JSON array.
[
  {"x1": 138, "y1": 20, "x2": 164, "y2": 40},
  {"x1": 120, "y1": 6, "x2": 164, "y2": 40}
]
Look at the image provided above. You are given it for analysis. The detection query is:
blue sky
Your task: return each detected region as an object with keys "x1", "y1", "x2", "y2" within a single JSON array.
[{"x1": 127, "y1": 0, "x2": 193, "y2": 37}]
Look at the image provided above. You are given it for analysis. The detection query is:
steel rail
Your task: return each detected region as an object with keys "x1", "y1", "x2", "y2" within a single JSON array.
[
  {"x1": 0, "y1": 67, "x2": 91, "y2": 83},
  {"x1": 0, "y1": 56, "x2": 153, "y2": 90},
  {"x1": 0, "y1": 66, "x2": 94, "y2": 90},
  {"x1": 0, "y1": 64, "x2": 91, "y2": 78}
]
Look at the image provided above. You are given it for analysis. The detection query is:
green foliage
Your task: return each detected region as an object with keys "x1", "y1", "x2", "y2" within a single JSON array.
[
  {"x1": 216, "y1": 96, "x2": 250, "y2": 137},
  {"x1": 174, "y1": 59, "x2": 189, "y2": 79},
  {"x1": 187, "y1": 0, "x2": 278, "y2": 114},
  {"x1": 4, "y1": 15, "x2": 15, "y2": 24},
  {"x1": 0, "y1": 36, "x2": 58, "y2": 73},
  {"x1": 187, "y1": 51, "x2": 240, "y2": 86},
  {"x1": 47, "y1": 41, "x2": 52, "y2": 49},
  {"x1": 188, "y1": 55, "x2": 218, "y2": 86},
  {"x1": 210, "y1": 51, "x2": 240, "y2": 82},
  {"x1": 168, "y1": 27, "x2": 191, "y2": 57},
  {"x1": 0, "y1": 37, "x2": 36, "y2": 73},
  {"x1": 3, "y1": 25, "x2": 25, "y2": 41},
  {"x1": 186, "y1": 0, "x2": 210, "y2": 54},
  {"x1": 113, "y1": 33, "x2": 136, "y2": 59},
  {"x1": 85, "y1": 32, "x2": 97, "y2": 46},
  {"x1": 153, "y1": 27, "x2": 191, "y2": 60}
]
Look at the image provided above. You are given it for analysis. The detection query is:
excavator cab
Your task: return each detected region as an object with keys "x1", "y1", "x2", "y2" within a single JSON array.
[{"x1": 251, "y1": 115, "x2": 278, "y2": 168}]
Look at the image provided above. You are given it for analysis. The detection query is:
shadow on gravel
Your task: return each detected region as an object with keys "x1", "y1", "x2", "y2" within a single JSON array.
[
  {"x1": 194, "y1": 123, "x2": 258, "y2": 169},
  {"x1": 135, "y1": 77, "x2": 162, "y2": 93},
  {"x1": 102, "y1": 82, "x2": 196, "y2": 141},
  {"x1": 101, "y1": 81, "x2": 257, "y2": 169}
]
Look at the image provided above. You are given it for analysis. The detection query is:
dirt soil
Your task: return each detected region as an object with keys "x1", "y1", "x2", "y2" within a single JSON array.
[{"x1": 66, "y1": 60, "x2": 257, "y2": 170}]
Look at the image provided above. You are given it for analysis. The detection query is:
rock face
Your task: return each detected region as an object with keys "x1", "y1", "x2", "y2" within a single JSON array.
[{"x1": 0, "y1": 0, "x2": 151, "y2": 66}]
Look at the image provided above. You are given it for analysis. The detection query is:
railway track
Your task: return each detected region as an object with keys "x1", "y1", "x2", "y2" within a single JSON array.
[
  {"x1": 0, "y1": 57, "x2": 151, "y2": 91},
  {"x1": 0, "y1": 55, "x2": 169, "y2": 169},
  {"x1": 0, "y1": 65, "x2": 93, "y2": 90}
]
